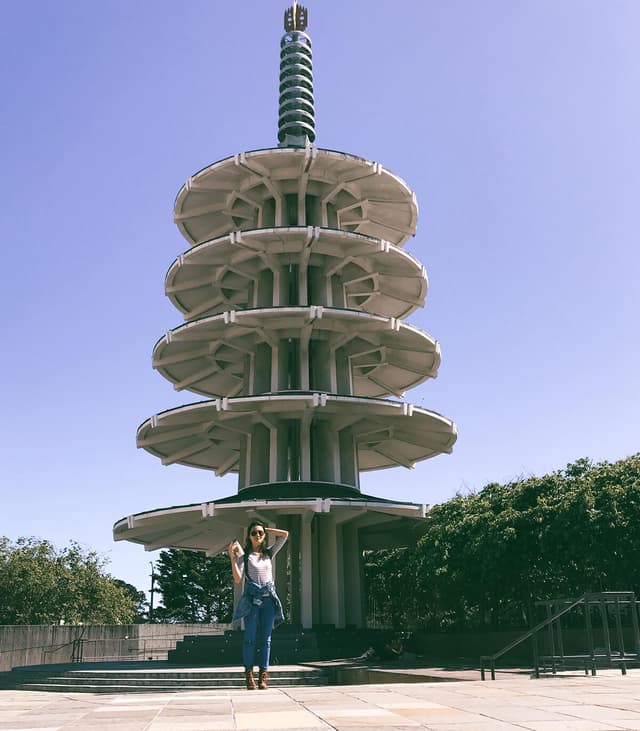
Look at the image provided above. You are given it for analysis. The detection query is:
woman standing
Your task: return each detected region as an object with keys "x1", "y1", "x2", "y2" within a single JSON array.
[{"x1": 228, "y1": 521, "x2": 288, "y2": 690}]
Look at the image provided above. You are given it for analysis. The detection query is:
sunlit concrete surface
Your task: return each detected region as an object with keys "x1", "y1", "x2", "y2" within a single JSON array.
[{"x1": 3, "y1": 670, "x2": 640, "y2": 730}]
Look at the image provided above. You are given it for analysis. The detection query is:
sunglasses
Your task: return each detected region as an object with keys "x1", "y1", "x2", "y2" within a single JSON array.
[{"x1": 250, "y1": 530, "x2": 265, "y2": 537}]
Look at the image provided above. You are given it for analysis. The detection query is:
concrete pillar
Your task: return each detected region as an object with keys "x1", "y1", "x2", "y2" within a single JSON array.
[
  {"x1": 339, "y1": 427, "x2": 359, "y2": 489},
  {"x1": 288, "y1": 515, "x2": 301, "y2": 626},
  {"x1": 256, "y1": 268, "x2": 274, "y2": 307},
  {"x1": 249, "y1": 423, "x2": 270, "y2": 485},
  {"x1": 261, "y1": 197, "x2": 276, "y2": 228},
  {"x1": 335, "y1": 346, "x2": 351, "y2": 394},
  {"x1": 253, "y1": 343, "x2": 271, "y2": 394},
  {"x1": 305, "y1": 194, "x2": 321, "y2": 227},
  {"x1": 309, "y1": 339, "x2": 331, "y2": 391},
  {"x1": 300, "y1": 512, "x2": 314, "y2": 629},
  {"x1": 342, "y1": 522, "x2": 364, "y2": 627},
  {"x1": 276, "y1": 421, "x2": 289, "y2": 481},
  {"x1": 300, "y1": 336, "x2": 310, "y2": 390},
  {"x1": 307, "y1": 265, "x2": 327, "y2": 305},
  {"x1": 238, "y1": 433, "x2": 247, "y2": 490},
  {"x1": 330, "y1": 273, "x2": 345, "y2": 307},
  {"x1": 274, "y1": 515, "x2": 290, "y2": 618},
  {"x1": 335, "y1": 521, "x2": 346, "y2": 629},
  {"x1": 317, "y1": 514, "x2": 344, "y2": 627},
  {"x1": 300, "y1": 415, "x2": 311, "y2": 481},
  {"x1": 310, "y1": 420, "x2": 335, "y2": 482},
  {"x1": 311, "y1": 513, "x2": 320, "y2": 624}
]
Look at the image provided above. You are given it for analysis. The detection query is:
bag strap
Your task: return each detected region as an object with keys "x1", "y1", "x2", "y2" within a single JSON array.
[{"x1": 243, "y1": 547, "x2": 273, "y2": 580}]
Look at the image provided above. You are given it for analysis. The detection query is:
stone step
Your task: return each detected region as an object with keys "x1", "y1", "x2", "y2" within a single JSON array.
[
  {"x1": 31, "y1": 674, "x2": 327, "y2": 686},
  {"x1": 15, "y1": 678, "x2": 329, "y2": 693},
  {"x1": 169, "y1": 627, "x2": 369, "y2": 665},
  {"x1": 14, "y1": 681, "x2": 327, "y2": 693},
  {"x1": 2, "y1": 663, "x2": 332, "y2": 693},
  {"x1": 43, "y1": 668, "x2": 326, "y2": 683}
]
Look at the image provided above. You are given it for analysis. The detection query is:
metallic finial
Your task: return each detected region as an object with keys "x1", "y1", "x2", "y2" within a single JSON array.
[{"x1": 284, "y1": 2, "x2": 308, "y2": 32}]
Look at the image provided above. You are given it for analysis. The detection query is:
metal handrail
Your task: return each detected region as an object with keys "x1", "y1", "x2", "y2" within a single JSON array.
[
  {"x1": 480, "y1": 594, "x2": 587, "y2": 680},
  {"x1": 481, "y1": 592, "x2": 640, "y2": 680}
]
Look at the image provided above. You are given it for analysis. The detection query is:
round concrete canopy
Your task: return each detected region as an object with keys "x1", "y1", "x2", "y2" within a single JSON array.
[
  {"x1": 137, "y1": 393, "x2": 457, "y2": 475},
  {"x1": 113, "y1": 481, "x2": 430, "y2": 556},
  {"x1": 174, "y1": 147, "x2": 418, "y2": 247},
  {"x1": 152, "y1": 306, "x2": 441, "y2": 399},
  {"x1": 165, "y1": 227, "x2": 428, "y2": 321}
]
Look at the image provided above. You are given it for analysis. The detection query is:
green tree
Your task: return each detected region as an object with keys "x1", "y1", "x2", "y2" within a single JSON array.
[
  {"x1": 112, "y1": 579, "x2": 148, "y2": 622},
  {"x1": 412, "y1": 491, "x2": 494, "y2": 630},
  {"x1": 155, "y1": 549, "x2": 233, "y2": 623},
  {"x1": 407, "y1": 453, "x2": 640, "y2": 632},
  {"x1": 0, "y1": 537, "x2": 139, "y2": 624},
  {"x1": 363, "y1": 548, "x2": 414, "y2": 629}
]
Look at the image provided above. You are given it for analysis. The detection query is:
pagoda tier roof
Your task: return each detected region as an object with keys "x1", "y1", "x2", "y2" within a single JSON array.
[
  {"x1": 137, "y1": 392, "x2": 457, "y2": 475},
  {"x1": 213, "y1": 480, "x2": 410, "y2": 503},
  {"x1": 174, "y1": 147, "x2": 418, "y2": 247},
  {"x1": 165, "y1": 227, "x2": 428, "y2": 320},
  {"x1": 152, "y1": 306, "x2": 440, "y2": 399},
  {"x1": 113, "y1": 482, "x2": 429, "y2": 555}
]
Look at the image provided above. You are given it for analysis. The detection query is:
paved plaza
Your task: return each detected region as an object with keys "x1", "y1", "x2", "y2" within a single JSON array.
[{"x1": 3, "y1": 670, "x2": 640, "y2": 730}]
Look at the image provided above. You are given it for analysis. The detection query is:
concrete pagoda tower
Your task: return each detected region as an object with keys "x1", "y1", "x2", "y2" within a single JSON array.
[{"x1": 114, "y1": 3, "x2": 457, "y2": 629}]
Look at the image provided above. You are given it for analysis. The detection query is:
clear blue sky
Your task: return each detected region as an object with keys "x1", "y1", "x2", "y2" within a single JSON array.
[{"x1": 1, "y1": 1, "x2": 638, "y2": 597}]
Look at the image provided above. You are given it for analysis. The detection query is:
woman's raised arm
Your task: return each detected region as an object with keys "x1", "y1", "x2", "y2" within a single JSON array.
[{"x1": 228, "y1": 540, "x2": 244, "y2": 584}]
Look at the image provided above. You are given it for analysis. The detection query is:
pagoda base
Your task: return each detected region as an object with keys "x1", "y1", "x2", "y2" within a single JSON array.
[{"x1": 114, "y1": 482, "x2": 427, "y2": 628}]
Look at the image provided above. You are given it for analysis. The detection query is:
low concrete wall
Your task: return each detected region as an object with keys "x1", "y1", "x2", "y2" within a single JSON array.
[
  {"x1": 5, "y1": 624, "x2": 636, "y2": 672},
  {"x1": 411, "y1": 626, "x2": 640, "y2": 663},
  {"x1": 0, "y1": 624, "x2": 231, "y2": 672}
]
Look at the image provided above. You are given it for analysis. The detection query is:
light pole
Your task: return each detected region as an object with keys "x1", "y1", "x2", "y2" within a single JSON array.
[{"x1": 149, "y1": 562, "x2": 157, "y2": 623}]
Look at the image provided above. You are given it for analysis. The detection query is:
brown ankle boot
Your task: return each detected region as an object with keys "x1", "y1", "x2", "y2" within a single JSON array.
[
  {"x1": 245, "y1": 669, "x2": 256, "y2": 690},
  {"x1": 258, "y1": 668, "x2": 268, "y2": 689}
]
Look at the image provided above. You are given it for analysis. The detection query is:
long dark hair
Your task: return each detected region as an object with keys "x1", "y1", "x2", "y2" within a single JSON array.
[{"x1": 243, "y1": 521, "x2": 273, "y2": 559}]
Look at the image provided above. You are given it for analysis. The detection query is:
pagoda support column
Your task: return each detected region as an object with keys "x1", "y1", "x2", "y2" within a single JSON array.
[
  {"x1": 300, "y1": 511, "x2": 314, "y2": 628},
  {"x1": 274, "y1": 514, "x2": 291, "y2": 616},
  {"x1": 288, "y1": 515, "x2": 301, "y2": 625},
  {"x1": 342, "y1": 521, "x2": 364, "y2": 627},
  {"x1": 317, "y1": 514, "x2": 344, "y2": 628}
]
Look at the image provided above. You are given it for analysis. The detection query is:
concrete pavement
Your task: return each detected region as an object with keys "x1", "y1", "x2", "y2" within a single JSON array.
[{"x1": 2, "y1": 669, "x2": 640, "y2": 730}]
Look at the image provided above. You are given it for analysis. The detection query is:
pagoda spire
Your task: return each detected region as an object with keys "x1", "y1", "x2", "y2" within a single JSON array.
[
  {"x1": 278, "y1": 3, "x2": 315, "y2": 147},
  {"x1": 284, "y1": 1, "x2": 308, "y2": 31}
]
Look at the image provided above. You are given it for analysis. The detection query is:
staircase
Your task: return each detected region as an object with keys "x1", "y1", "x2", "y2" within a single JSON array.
[
  {"x1": 169, "y1": 625, "x2": 372, "y2": 666},
  {"x1": 0, "y1": 661, "x2": 331, "y2": 693},
  {"x1": 0, "y1": 627, "x2": 380, "y2": 692}
]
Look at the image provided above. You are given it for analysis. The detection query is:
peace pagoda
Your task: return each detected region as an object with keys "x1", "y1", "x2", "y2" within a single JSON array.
[{"x1": 114, "y1": 2, "x2": 456, "y2": 629}]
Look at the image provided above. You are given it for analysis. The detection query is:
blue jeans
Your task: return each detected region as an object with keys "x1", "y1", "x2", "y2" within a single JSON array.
[{"x1": 242, "y1": 595, "x2": 276, "y2": 671}]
